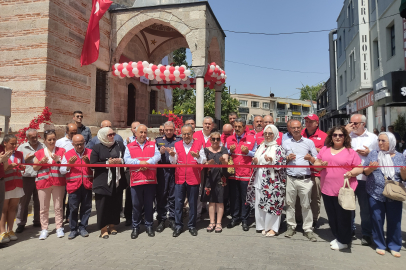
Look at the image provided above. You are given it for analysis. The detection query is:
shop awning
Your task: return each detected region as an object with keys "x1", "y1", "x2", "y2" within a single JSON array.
[
  {"x1": 290, "y1": 103, "x2": 301, "y2": 106},
  {"x1": 277, "y1": 102, "x2": 287, "y2": 104},
  {"x1": 302, "y1": 104, "x2": 311, "y2": 107}
]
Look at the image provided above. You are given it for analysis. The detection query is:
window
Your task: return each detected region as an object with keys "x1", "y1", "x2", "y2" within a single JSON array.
[
  {"x1": 348, "y1": 2, "x2": 354, "y2": 27},
  {"x1": 290, "y1": 105, "x2": 299, "y2": 111},
  {"x1": 240, "y1": 114, "x2": 247, "y2": 121},
  {"x1": 344, "y1": 71, "x2": 347, "y2": 92},
  {"x1": 239, "y1": 100, "x2": 248, "y2": 107},
  {"x1": 370, "y1": 0, "x2": 376, "y2": 13},
  {"x1": 350, "y1": 52, "x2": 356, "y2": 80},
  {"x1": 277, "y1": 103, "x2": 285, "y2": 110},
  {"x1": 338, "y1": 36, "x2": 342, "y2": 57},
  {"x1": 262, "y1": 102, "x2": 270, "y2": 109},
  {"x1": 339, "y1": 75, "x2": 343, "y2": 95},
  {"x1": 95, "y1": 69, "x2": 108, "y2": 112},
  {"x1": 302, "y1": 107, "x2": 310, "y2": 113},
  {"x1": 251, "y1": 101, "x2": 260, "y2": 108},
  {"x1": 390, "y1": 25, "x2": 395, "y2": 57},
  {"x1": 373, "y1": 40, "x2": 380, "y2": 68}
]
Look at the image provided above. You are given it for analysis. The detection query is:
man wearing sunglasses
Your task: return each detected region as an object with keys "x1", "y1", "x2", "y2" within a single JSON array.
[
  {"x1": 345, "y1": 114, "x2": 378, "y2": 246},
  {"x1": 72, "y1": 111, "x2": 91, "y2": 145},
  {"x1": 86, "y1": 120, "x2": 124, "y2": 149}
]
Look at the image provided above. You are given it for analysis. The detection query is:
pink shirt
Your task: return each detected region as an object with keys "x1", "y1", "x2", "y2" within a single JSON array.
[{"x1": 316, "y1": 146, "x2": 362, "y2": 196}]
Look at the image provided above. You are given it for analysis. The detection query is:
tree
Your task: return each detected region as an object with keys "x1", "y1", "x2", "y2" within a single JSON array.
[{"x1": 299, "y1": 82, "x2": 324, "y2": 102}]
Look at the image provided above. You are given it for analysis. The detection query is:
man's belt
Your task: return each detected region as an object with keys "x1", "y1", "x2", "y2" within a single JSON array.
[{"x1": 288, "y1": 174, "x2": 311, "y2": 180}]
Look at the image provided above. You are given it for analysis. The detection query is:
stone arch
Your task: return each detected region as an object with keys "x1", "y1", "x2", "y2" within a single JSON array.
[{"x1": 149, "y1": 37, "x2": 189, "y2": 64}]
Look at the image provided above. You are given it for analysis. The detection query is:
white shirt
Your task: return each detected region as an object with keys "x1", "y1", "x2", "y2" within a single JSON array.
[
  {"x1": 350, "y1": 129, "x2": 379, "y2": 180},
  {"x1": 55, "y1": 136, "x2": 74, "y2": 152},
  {"x1": 169, "y1": 139, "x2": 207, "y2": 164},
  {"x1": 124, "y1": 140, "x2": 161, "y2": 165},
  {"x1": 203, "y1": 132, "x2": 210, "y2": 144},
  {"x1": 282, "y1": 136, "x2": 318, "y2": 177}
]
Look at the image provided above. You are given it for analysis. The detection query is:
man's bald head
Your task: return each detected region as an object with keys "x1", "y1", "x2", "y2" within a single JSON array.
[
  {"x1": 222, "y1": 124, "x2": 233, "y2": 136},
  {"x1": 101, "y1": 120, "x2": 112, "y2": 128},
  {"x1": 263, "y1": 115, "x2": 274, "y2": 127},
  {"x1": 72, "y1": 134, "x2": 85, "y2": 153},
  {"x1": 66, "y1": 123, "x2": 78, "y2": 140},
  {"x1": 72, "y1": 134, "x2": 84, "y2": 143}
]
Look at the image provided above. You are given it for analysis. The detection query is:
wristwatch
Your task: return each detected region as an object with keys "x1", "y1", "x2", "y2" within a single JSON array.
[{"x1": 56, "y1": 161, "x2": 61, "y2": 164}]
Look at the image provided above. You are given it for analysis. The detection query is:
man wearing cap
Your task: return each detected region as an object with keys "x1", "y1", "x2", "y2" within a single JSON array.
[{"x1": 296, "y1": 114, "x2": 327, "y2": 228}]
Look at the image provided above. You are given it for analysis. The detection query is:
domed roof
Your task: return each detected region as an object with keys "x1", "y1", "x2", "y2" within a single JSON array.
[{"x1": 133, "y1": 0, "x2": 199, "y2": 8}]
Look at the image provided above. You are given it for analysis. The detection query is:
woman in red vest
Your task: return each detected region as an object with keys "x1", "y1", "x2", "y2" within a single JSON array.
[
  {"x1": 0, "y1": 134, "x2": 25, "y2": 243},
  {"x1": 33, "y1": 130, "x2": 66, "y2": 240}
]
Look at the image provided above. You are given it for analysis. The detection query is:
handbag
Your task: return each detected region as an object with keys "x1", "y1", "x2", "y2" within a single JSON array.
[
  {"x1": 382, "y1": 176, "x2": 406, "y2": 201},
  {"x1": 227, "y1": 156, "x2": 235, "y2": 175},
  {"x1": 338, "y1": 177, "x2": 356, "y2": 210}
]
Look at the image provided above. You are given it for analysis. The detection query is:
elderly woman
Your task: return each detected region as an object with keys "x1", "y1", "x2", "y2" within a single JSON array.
[
  {"x1": 90, "y1": 127, "x2": 126, "y2": 239},
  {"x1": 201, "y1": 131, "x2": 229, "y2": 233},
  {"x1": 246, "y1": 124, "x2": 286, "y2": 237},
  {"x1": 363, "y1": 132, "x2": 406, "y2": 257},
  {"x1": 314, "y1": 126, "x2": 363, "y2": 251}
]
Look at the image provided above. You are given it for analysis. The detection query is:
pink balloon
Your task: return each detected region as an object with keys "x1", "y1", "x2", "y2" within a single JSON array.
[
  {"x1": 178, "y1": 67, "x2": 185, "y2": 73},
  {"x1": 159, "y1": 74, "x2": 166, "y2": 80},
  {"x1": 138, "y1": 71, "x2": 144, "y2": 77},
  {"x1": 179, "y1": 74, "x2": 186, "y2": 79},
  {"x1": 210, "y1": 62, "x2": 216, "y2": 66},
  {"x1": 160, "y1": 66, "x2": 166, "y2": 73},
  {"x1": 151, "y1": 65, "x2": 158, "y2": 71},
  {"x1": 128, "y1": 71, "x2": 134, "y2": 77},
  {"x1": 169, "y1": 66, "x2": 175, "y2": 74},
  {"x1": 112, "y1": 65, "x2": 116, "y2": 71},
  {"x1": 207, "y1": 69, "x2": 213, "y2": 75},
  {"x1": 137, "y1": 61, "x2": 142, "y2": 65},
  {"x1": 117, "y1": 64, "x2": 124, "y2": 72},
  {"x1": 119, "y1": 72, "x2": 125, "y2": 78},
  {"x1": 214, "y1": 68, "x2": 219, "y2": 73},
  {"x1": 169, "y1": 74, "x2": 175, "y2": 81},
  {"x1": 126, "y1": 65, "x2": 132, "y2": 72}
]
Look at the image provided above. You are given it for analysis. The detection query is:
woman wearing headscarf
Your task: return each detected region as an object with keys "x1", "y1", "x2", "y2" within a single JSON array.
[
  {"x1": 90, "y1": 127, "x2": 126, "y2": 239},
  {"x1": 363, "y1": 132, "x2": 406, "y2": 257},
  {"x1": 246, "y1": 124, "x2": 286, "y2": 237}
]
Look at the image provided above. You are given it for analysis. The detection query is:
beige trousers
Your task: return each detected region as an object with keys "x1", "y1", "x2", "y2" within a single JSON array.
[
  {"x1": 286, "y1": 175, "x2": 313, "y2": 232},
  {"x1": 38, "y1": 185, "x2": 65, "y2": 230},
  {"x1": 295, "y1": 176, "x2": 321, "y2": 222}
]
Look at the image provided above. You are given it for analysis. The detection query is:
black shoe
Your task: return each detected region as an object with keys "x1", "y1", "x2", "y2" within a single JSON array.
[
  {"x1": 168, "y1": 219, "x2": 175, "y2": 231},
  {"x1": 125, "y1": 220, "x2": 132, "y2": 226},
  {"x1": 156, "y1": 221, "x2": 165, "y2": 233},
  {"x1": 312, "y1": 221, "x2": 319, "y2": 229},
  {"x1": 15, "y1": 225, "x2": 25, "y2": 233},
  {"x1": 33, "y1": 223, "x2": 41, "y2": 228},
  {"x1": 146, "y1": 227, "x2": 155, "y2": 237},
  {"x1": 352, "y1": 230, "x2": 356, "y2": 236},
  {"x1": 227, "y1": 220, "x2": 240, "y2": 229},
  {"x1": 173, "y1": 228, "x2": 182, "y2": 237},
  {"x1": 361, "y1": 235, "x2": 372, "y2": 246},
  {"x1": 131, "y1": 228, "x2": 140, "y2": 239},
  {"x1": 189, "y1": 228, "x2": 198, "y2": 236},
  {"x1": 242, "y1": 221, "x2": 249, "y2": 231}
]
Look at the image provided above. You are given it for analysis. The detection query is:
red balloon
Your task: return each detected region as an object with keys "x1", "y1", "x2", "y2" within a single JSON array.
[
  {"x1": 160, "y1": 66, "x2": 166, "y2": 73},
  {"x1": 117, "y1": 64, "x2": 124, "y2": 72},
  {"x1": 119, "y1": 72, "x2": 125, "y2": 78},
  {"x1": 128, "y1": 61, "x2": 133, "y2": 67},
  {"x1": 169, "y1": 74, "x2": 175, "y2": 81},
  {"x1": 138, "y1": 71, "x2": 144, "y2": 77},
  {"x1": 214, "y1": 67, "x2": 219, "y2": 73},
  {"x1": 112, "y1": 71, "x2": 117, "y2": 77},
  {"x1": 128, "y1": 71, "x2": 134, "y2": 77},
  {"x1": 178, "y1": 67, "x2": 185, "y2": 73},
  {"x1": 160, "y1": 74, "x2": 166, "y2": 80},
  {"x1": 137, "y1": 64, "x2": 143, "y2": 70},
  {"x1": 204, "y1": 74, "x2": 211, "y2": 81},
  {"x1": 179, "y1": 74, "x2": 186, "y2": 79},
  {"x1": 156, "y1": 85, "x2": 161, "y2": 90},
  {"x1": 137, "y1": 61, "x2": 142, "y2": 65},
  {"x1": 169, "y1": 66, "x2": 175, "y2": 74},
  {"x1": 151, "y1": 65, "x2": 158, "y2": 71},
  {"x1": 207, "y1": 69, "x2": 213, "y2": 75},
  {"x1": 126, "y1": 65, "x2": 132, "y2": 72},
  {"x1": 210, "y1": 62, "x2": 216, "y2": 66}
]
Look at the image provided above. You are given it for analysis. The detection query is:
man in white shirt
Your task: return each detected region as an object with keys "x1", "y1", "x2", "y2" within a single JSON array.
[
  {"x1": 345, "y1": 114, "x2": 378, "y2": 246},
  {"x1": 56, "y1": 123, "x2": 77, "y2": 152}
]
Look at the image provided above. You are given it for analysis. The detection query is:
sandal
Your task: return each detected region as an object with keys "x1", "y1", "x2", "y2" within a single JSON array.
[
  {"x1": 99, "y1": 232, "x2": 109, "y2": 239},
  {"x1": 207, "y1": 223, "x2": 215, "y2": 232},
  {"x1": 215, "y1": 223, "x2": 222, "y2": 233},
  {"x1": 390, "y1": 250, "x2": 401, "y2": 258},
  {"x1": 261, "y1": 230, "x2": 267, "y2": 235},
  {"x1": 265, "y1": 230, "x2": 276, "y2": 237},
  {"x1": 376, "y1": 249, "x2": 385, "y2": 255}
]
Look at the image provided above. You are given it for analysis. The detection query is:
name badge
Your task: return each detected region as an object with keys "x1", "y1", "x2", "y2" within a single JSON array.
[
  {"x1": 246, "y1": 142, "x2": 251, "y2": 144},
  {"x1": 158, "y1": 143, "x2": 165, "y2": 146},
  {"x1": 317, "y1": 137, "x2": 321, "y2": 140}
]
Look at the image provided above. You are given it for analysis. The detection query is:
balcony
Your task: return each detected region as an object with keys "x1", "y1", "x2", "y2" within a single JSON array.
[{"x1": 239, "y1": 107, "x2": 249, "y2": 114}]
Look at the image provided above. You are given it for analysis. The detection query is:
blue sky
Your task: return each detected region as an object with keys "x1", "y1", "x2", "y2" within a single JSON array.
[{"x1": 186, "y1": 0, "x2": 344, "y2": 99}]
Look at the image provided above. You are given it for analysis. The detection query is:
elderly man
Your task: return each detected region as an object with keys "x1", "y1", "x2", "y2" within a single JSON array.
[
  {"x1": 86, "y1": 120, "x2": 124, "y2": 149},
  {"x1": 345, "y1": 114, "x2": 378, "y2": 246},
  {"x1": 194, "y1": 116, "x2": 214, "y2": 147},
  {"x1": 282, "y1": 120, "x2": 318, "y2": 242},
  {"x1": 248, "y1": 116, "x2": 263, "y2": 136},
  {"x1": 155, "y1": 121, "x2": 181, "y2": 232},
  {"x1": 295, "y1": 114, "x2": 327, "y2": 228},
  {"x1": 225, "y1": 119, "x2": 257, "y2": 231},
  {"x1": 263, "y1": 115, "x2": 283, "y2": 145},
  {"x1": 184, "y1": 118, "x2": 196, "y2": 132},
  {"x1": 159, "y1": 125, "x2": 165, "y2": 136},
  {"x1": 125, "y1": 121, "x2": 140, "y2": 146},
  {"x1": 56, "y1": 123, "x2": 78, "y2": 152},
  {"x1": 15, "y1": 129, "x2": 44, "y2": 233},
  {"x1": 72, "y1": 111, "x2": 92, "y2": 144},
  {"x1": 221, "y1": 124, "x2": 233, "y2": 145},
  {"x1": 169, "y1": 124, "x2": 206, "y2": 237},
  {"x1": 60, "y1": 134, "x2": 93, "y2": 239},
  {"x1": 282, "y1": 119, "x2": 293, "y2": 143},
  {"x1": 124, "y1": 124, "x2": 161, "y2": 239}
]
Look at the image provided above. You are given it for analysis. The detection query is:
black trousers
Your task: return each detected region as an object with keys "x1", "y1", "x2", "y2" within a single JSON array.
[
  {"x1": 174, "y1": 182, "x2": 199, "y2": 229},
  {"x1": 131, "y1": 185, "x2": 156, "y2": 229},
  {"x1": 228, "y1": 179, "x2": 250, "y2": 222},
  {"x1": 322, "y1": 193, "x2": 353, "y2": 245},
  {"x1": 156, "y1": 173, "x2": 175, "y2": 222},
  {"x1": 124, "y1": 186, "x2": 132, "y2": 221}
]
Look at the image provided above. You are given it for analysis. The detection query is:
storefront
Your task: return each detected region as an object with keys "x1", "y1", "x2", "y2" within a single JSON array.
[{"x1": 346, "y1": 91, "x2": 374, "y2": 129}]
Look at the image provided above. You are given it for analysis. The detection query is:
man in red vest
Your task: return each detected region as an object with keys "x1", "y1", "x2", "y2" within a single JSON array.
[
  {"x1": 193, "y1": 116, "x2": 213, "y2": 147},
  {"x1": 263, "y1": 115, "x2": 283, "y2": 145},
  {"x1": 60, "y1": 134, "x2": 93, "y2": 239},
  {"x1": 169, "y1": 124, "x2": 206, "y2": 237},
  {"x1": 225, "y1": 119, "x2": 257, "y2": 231},
  {"x1": 124, "y1": 124, "x2": 161, "y2": 239},
  {"x1": 296, "y1": 114, "x2": 327, "y2": 228},
  {"x1": 247, "y1": 116, "x2": 263, "y2": 137}
]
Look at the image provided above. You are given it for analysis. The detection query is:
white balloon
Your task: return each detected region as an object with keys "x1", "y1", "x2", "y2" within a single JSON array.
[
  {"x1": 165, "y1": 76, "x2": 170, "y2": 81},
  {"x1": 184, "y1": 70, "x2": 191, "y2": 76},
  {"x1": 181, "y1": 77, "x2": 188, "y2": 81},
  {"x1": 175, "y1": 66, "x2": 179, "y2": 70},
  {"x1": 148, "y1": 74, "x2": 154, "y2": 80},
  {"x1": 210, "y1": 65, "x2": 215, "y2": 70},
  {"x1": 142, "y1": 61, "x2": 149, "y2": 68},
  {"x1": 166, "y1": 65, "x2": 170, "y2": 70},
  {"x1": 175, "y1": 77, "x2": 181, "y2": 82},
  {"x1": 114, "y1": 63, "x2": 120, "y2": 69},
  {"x1": 122, "y1": 69, "x2": 129, "y2": 75},
  {"x1": 157, "y1": 64, "x2": 162, "y2": 68},
  {"x1": 114, "y1": 70, "x2": 120, "y2": 76},
  {"x1": 180, "y1": 65, "x2": 186, "y2": 70},
  {"x1": 173, "y1": 70, "x2": 180, "y2": 77},
  {"x1": 216, "y1": 65, "x2": 219, "y2": 69},
  {"x1": 149, "y1": 63, "x2": 153, "y2": 68},
  {"x1": 119, "y1": 74, "x2": 125, "y2": 79},
  {"x1": 155, "y1": 69, "x2": 161, "y2": 76},
  {"x1": 225, "y1": 75, "x2": 227, "y2": 79},
  {"x1": 123, "y1": 63, "x2": 128, "y2": 68},
  {"x1": 146, "y1": 68, "x2": 152, "y2": 74},
  {"x1": 156, "y1": 76, "x2": 162, "y2": 82},
  {"x1": 221, "y1": 74, "x2": 225, "y2": 78},
  {"x1": 164, "y1": 70, "x2": 170, "y2": 76},
  {"x1": 131, "y1": 62, "x2": 137, "y2": 68},
  {"x1": 216, "y1": 81, "x2": 222, "y2": 85}
]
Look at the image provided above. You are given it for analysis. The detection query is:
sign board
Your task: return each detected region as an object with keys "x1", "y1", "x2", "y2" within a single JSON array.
[
  {"x1": 358, "y1": 0, "x2": 371, "y2": 87},
  {"x1": 356, "y1": 91, "x2": 374, "y2": 111},
  {"x1": 140, "y1": 76, "x2": 149, "y2": 85},
  {"x1": 238, "y1": 107, "x2": 249, "y2": 114},
  {"x1": 376, "y1": 80, "x2": 387, "y2": 91},
  {"x1": 292, "y1": 111, "x2": 301, "y2": 116},
  {"x1": 375, "y1": 90, "x2": 390, "y2": 101}
]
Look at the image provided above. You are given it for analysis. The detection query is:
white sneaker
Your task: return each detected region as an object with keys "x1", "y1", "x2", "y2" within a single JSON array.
[
  {"x1": 0, "y1": 232, "x2": 10, "y2": 243},
  {"x1": 330, "y1": 239, "x2": 337, "y2": 246},
  {"x1": 56, "y1": 228, "x2": 64, "y2": 238},
  {"x1": 331, "y1": 240, "x2": 348, "y2": 250},
  {"x1": 39, "y1": 229, "x2": 48, "y2": 240}
]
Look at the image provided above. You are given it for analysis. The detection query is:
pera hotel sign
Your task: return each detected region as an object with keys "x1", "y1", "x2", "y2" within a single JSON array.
[{"x1": 359, "y1": 0, "x2": 371, "y2": 87}]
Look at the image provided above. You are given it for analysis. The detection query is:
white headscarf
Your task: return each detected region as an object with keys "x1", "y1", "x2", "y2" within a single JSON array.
[
  {"x1": 97, "y1": 127, "x2": 115, "y2": 148},
  {"x1": 378, "y1": 132, "x2": 396, "y2": 179},
  {"x1": 254, "y1": 124, "x2": 280, "y2": 179}
]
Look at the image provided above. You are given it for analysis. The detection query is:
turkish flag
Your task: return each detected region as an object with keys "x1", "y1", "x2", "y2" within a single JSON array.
[{"x1": 80, "y1": 0, "x2": 112, "y2": 66}]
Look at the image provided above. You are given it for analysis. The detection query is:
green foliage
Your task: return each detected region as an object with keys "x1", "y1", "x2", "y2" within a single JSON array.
[
  {"x1": 393, "y1": 114, "x2": 406, "y2": 139},
  {"x1": 299, "y1": 82, "x2": 324, "y2": 101}
]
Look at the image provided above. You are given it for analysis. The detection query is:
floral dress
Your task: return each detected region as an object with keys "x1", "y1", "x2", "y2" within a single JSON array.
[{"x1": 246, "y1": 145, "x2": 287, "y2": 216}]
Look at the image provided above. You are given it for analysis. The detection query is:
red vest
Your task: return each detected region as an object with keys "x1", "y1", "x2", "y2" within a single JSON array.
[
  {"x1": 64, "y1": 148, "x2": 93, "y2": 194},
  {"x1": 128, "y1": 140, "x2": 157, "y2": 186},
  {"x1": 174, "y1": 140, "x2": 203, "y2": 185},
  {"x1": 193, "y1": 130, "x2": 211, "y2": 147},
  {"x1": 34, "y1": 147, "x2": 66, "y2": 190},
  {"x1": 226, "y1": 133, "x2": 256, "y2": 181},
  {"x1": 4, "y1": 151, "x2": 24, "y2": 192},
  {"x1": 0, "y1": 145, "x2": 5, "y2": 179}
]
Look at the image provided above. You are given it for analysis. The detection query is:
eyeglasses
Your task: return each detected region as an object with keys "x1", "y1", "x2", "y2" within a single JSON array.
[
  {"x1": 332, "y1": 133, "x2": 344, "y2": 138},
  {"x1": 378, "y1": 139, "x2": 387, "y2": 143},
  {"x1": 349, "y1": 122, "x2": 363, "y2": 126},
  {"x1": 73, "y1": 143, "x2": 85, "y2": 146},
  {"x1": 107, "y1": 133, "x2": 116, "y2": 137},
  {"x1": 210, "y1": 138, "x2": 221, "y2": 142},
  {"x1": 264, "y1": 132, "x2": 274, "y2": 136},
  {"x1": 182, "y1": 133, "x2": 192, "y2": 136},
  {"x1": 291, "y1": 127, "x2": 301, "y2": 130},
  {"x1": 75, "y1": 115, "x2": 83, "y2": 118}
]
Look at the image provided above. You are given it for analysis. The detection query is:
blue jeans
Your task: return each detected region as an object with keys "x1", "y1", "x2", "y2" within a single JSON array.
[
  {"x1": 68, "y1": 185, "x2": 92, "y2": 232},
  {"x1": 352, "y1": 180, "x2": 372, "y2": 237},
  {"x1": 368, "y1": 195, "x2": 403, "y2": 252},
  {"x1": 174, "y1": 182, "x2": 199, "y2": 230},
  {"x1": 131, "y1": 184, "x2": 156, "y2": 229}
]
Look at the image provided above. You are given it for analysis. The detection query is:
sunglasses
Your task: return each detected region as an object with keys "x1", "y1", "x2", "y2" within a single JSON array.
[
  {"x1": 332, "y1": 133, "x2": 344, "y2": 138},
  {"x1": 264, "y1": 132, "x2": 274, "y2": 136},
  {"x1": 210, "y1": 138, "x2": 221, "y2": 142},
  {"x1": 76, "y1": 115, "x2": 83, "y2": 118},
  {"x1": 107, "y1": 133, "x2": 116, "y2": 137},
  {"x1": 349, "y1": 122, "x2": 363, "y2": 126},
  {"x1": 44, "y1": 129, "x2": 56, "y2": 134}
]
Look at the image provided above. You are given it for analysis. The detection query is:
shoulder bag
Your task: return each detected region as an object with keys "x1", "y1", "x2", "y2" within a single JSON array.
[
  {"x1": 338, "y1": 177, "x2": 356, "y2": 210},
  {"x1": 382, "y1": 176, "x2": 406, "y2": 201}
]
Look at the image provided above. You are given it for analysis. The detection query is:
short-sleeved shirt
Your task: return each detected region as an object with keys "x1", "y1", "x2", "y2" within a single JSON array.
[
  {"x1": 282, "y1": 136, "x2": 318, "y2": 177},
  {"x1": 317, "y1": 146, "x2": 362, "y2": 196},
  {"x1": 301, "y1": 128, "x2": 327, "y2": 177},
  {"x1": 364, "y1": 150, "x2": 406, "y2": 202},
  {"x1": 350, "y1": 129, "x2": 378, "y2": 181}
]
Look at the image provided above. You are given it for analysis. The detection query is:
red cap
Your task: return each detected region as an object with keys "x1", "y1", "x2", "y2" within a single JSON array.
[{"x1": 304, "y1": 114, "x2": 319, "y2": 121}]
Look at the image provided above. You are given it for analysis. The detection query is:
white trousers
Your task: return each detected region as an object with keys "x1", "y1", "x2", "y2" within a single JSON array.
[{"x1": 254, "y1": 188, "x2": 281, "y2": 232}]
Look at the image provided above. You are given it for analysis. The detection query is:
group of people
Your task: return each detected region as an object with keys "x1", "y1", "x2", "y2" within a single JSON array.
[{"x1": 0, "y1": 110, "x2": 404, "y2": 258}]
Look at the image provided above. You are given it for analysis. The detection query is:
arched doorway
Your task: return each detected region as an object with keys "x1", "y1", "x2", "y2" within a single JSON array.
[{"x1": 127, "y1": 84, "x2": 136, "y2": 126}]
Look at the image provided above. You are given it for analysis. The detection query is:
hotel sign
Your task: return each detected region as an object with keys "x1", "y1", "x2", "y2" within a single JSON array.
[
  {"x1": 356, "y1": 91, "x2": 374, "y2": 111},
  {"x1": 359, "y1": 0, "x2": 371, "y2": 87}
]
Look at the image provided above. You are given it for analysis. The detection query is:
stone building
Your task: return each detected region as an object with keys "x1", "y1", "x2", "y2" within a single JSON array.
[{"x1": 0, "y1": 0, "x2": 225, "y2": 134}]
